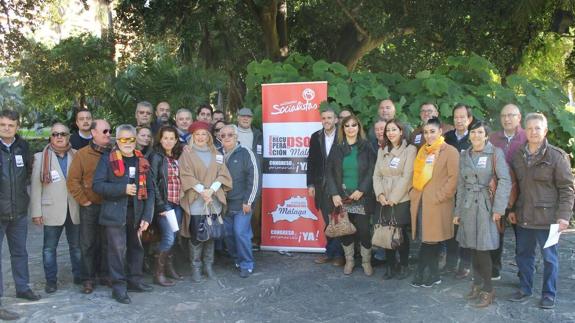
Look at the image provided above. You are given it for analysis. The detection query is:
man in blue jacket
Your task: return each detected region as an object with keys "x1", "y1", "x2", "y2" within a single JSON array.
[{"x1": 220, "y1": 125, "x2": 260, "y2": 278}]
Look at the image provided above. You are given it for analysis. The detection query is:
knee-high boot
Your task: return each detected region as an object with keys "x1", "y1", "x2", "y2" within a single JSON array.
[
  {"x1": 360, "y1": 246, "x2": 373, "y2": 276},
  {"x1": 342, "y1": 243, "x2": 355, "y2": 275},
  {"x1": 203, "y1": 240, "x2": 215, "y2": 279},
  {"x1": 189, "y1": 241, "x2": 203, "y2": 282}
]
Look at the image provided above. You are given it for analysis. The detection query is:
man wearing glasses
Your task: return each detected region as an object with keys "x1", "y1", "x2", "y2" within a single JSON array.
[
  {"x1": 31, "y1": 123, "x2": 80, "y2": 294},
  {"x1": 135, "y1": 101, "x2": 154, "y2": 127},
  {"x1": 489, "y1": 103, "x2": 527, "y2": 280},
  {"x1": 0, "y1": 110, "x2": 41, "y2": 320},
  {"x1": 67, "y1": 120, "x2": 112, "y2": 295}
]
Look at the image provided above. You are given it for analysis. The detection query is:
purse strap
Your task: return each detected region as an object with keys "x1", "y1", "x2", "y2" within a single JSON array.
[{"x1": 389, "y1": 206, "x2": 398, "y2": 226}]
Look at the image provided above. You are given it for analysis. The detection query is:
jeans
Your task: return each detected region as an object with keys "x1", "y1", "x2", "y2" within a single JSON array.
[
  {"x1": 516, "y1": 226, "x2": 559, "y2": 298},
  {"x1": 224, "y1": 210, "x2": 254, "y2": 270},
  {"x1": 0, "y1": 215, "x2": 30, "y2": 296},
  {"x1": 79, "y1": 204, "x2": 108, "y2": 282},
  {"x1": 105, "y1": 208, "x2": 144, "y2": 294},
  {"x1": 43, "y1": 212, "x2": 81, "y2": 283},
  {"x1": 156, "y1": 203, "x2": 183, "y2": 252}
]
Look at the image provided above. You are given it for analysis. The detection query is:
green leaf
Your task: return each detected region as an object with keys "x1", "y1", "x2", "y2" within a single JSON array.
[{"x1": 415, "y1": 70, "x2": 431, "y2": 79}]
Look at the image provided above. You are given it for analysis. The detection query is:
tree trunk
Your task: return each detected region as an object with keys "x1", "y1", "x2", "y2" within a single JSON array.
[
  {"x1": 259, "y1": 0, "x2": 281, "y2": 60},
  {"x1": 276, "y1": 0, "x2": 288, "y2": 57}
]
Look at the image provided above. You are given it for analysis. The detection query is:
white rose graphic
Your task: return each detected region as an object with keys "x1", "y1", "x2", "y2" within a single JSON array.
[{"x1": 302, "y1": 88, "x2": 315, "y2": 101}]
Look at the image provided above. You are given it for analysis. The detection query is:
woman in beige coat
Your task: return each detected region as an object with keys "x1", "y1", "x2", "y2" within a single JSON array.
[
  {"x1": 373, "y1": 120, "x2": 416, "y2": 280},
  {"x1": 179, "y1": 121, "x2": 232, "y2": 282},
  {"x1": 30, "y1": 123, "x2": 80, "y2": 294},
  {"x1": 409, "y1": 117, "x2": 459, "y2": 288}
]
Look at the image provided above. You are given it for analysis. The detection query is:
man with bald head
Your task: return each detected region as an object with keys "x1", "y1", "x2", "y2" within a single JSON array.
[
  {"x1": 67, "y1": 119, "x2": 112, "y2": 294},
  {"x1": 489, "y1": 103, "x2": 527, "y2": 280},
  {"x1": 151, "y1": 101, "x2": 174, "y2": 134}
]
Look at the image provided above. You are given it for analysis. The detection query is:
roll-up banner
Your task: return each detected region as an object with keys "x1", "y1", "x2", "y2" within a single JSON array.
[{"x1": 260, "y1": 81, "x2": 328, "y2": 252}]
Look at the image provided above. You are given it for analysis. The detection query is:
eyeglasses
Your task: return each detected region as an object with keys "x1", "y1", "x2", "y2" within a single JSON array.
[
  {"x1": 220, "y1": 133, "x2": 235, "y2": 139},
  {"x1": 117, "y1": 137, "x2": 136, "y2": 144},
  {"x1": 138, "y1": 111, "x2": 152, "y2": 115},
  {"x1": 51, "y1": 132, "x2": 69, "y2": 138},
  {"x1": 344, "y1": 123, "x2": 358, "y2": 128},
  {"x1": 102, "y1": 129, "x2": 112, "y2": 135}
]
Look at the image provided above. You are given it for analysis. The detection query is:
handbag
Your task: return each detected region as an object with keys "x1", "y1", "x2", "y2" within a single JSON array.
[
  {"x1": 195, "y1": 203, "x2": 225, "y2": 242},
  {"x1": 371, "y1": 206, "x2": 403, "y2": 249},
  {"x1": 487, "y1": 152, "x2": 512, "y2": 234},
  {"x1": 325, "y1": 206, "x2": 356, "y2": 238},
  {"x1": 141, "y1": 222, "x2": 161, "y2": 243}
]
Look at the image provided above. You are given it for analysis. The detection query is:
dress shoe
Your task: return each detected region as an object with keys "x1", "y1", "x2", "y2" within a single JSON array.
[
  {"x1": 332, "y1": 257, "x2": 345, "y2": 267},
  {"x1": 99, "y1": 277, "x2": 112, "y2": 288},
  {"x1": 474, "y1": 290, "x2": 495, "y2": 308},
  {"x1": 314, "y1": 255, "x2": 331, "y2": 264},
  {"x1": 16, "y1": 289, "x2": 41, "y2": 301},
  {"x1": 508, "y1": 290, "x2": 531, "y2": 303},
  {"x1": 45, "y1": 282, "x2": 57, "y2": 294},
  {"x1": 112, "y1": 291, "x2": 131, "y2": 304},
  {"x1": 539, "y1": 296, "x2": 555, "y2": 309},
  {"x1": 82, "y1": 281, "x2": 94, "y2": 294},
  {"x1": 0, "y1": 308, "x2": 20, "y2": 320},
  {"x1": 127, "y1": 282, "x2": 153, "y2": 292}
]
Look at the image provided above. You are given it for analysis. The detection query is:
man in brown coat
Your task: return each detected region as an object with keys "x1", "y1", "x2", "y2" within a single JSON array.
[
  {"x1": 508, "y1": 113, "x2": 574, "y2": 309},
  {"x1": 67, "y1": 119, "x2": 111, "y2": 294}
]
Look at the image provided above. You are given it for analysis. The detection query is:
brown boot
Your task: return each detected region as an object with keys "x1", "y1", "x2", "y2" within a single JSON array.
[
  {"x1": 465, "y1": 285, "x2": 481, "y2": 300},
  {"x1": 165, "y1": 251, "x2": 183, "y2": 280},
  {"x1": 342, "y1": 243, "x2": 355, "y2": 275},
  {"x1": 474, "y1": 290, "x2": 494, "y2": 308},
  {"x1": 360, "y1": 246, "x2": 373, "y2": 276},
  {"x1": 153, "y1": 252, "x2": 175, "y2": 287}
]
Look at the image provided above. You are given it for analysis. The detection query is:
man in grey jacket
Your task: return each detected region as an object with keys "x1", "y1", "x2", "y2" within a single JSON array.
[
  {"x1": 508, "y1": 112, "x2": 574, "y2": 309},
  {"x1": 220, "y1": 125, "x2": 260, "y2": 278}
]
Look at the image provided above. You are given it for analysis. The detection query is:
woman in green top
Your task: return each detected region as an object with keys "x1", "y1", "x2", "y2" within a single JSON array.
[{"x1": 327, "y1": 115, "x2": 376, "y2": 276}]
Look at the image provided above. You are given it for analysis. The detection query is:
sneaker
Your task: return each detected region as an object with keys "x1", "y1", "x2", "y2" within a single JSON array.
[
  {"x1": 410, "y1": 275, "x2": 424, "y2": 288},
  {"x1": 45, "y1": 282, "x2": 57, "y2": 294},
  {"x1": 239, "y1": 268, "x2": 253, "y2": 278},
  {"x1": 422, "y1": 277, "x2": 442, "y2": 288},
  {"x1": 491, "y1": 269, "x2": 501, "y2": 281},
  {"x1": 508, "y1": 290, "x2": 531, "y2": 303},
  {"x1": 491, "y1": 274, "x2": 501, "y2": 281},
  {"x1": 539, "y1": 296, "x2": 555, "y2": 309}
]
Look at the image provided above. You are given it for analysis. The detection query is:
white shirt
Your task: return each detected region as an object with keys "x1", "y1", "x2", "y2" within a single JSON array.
[
  {"x1": 455, "y1": 130, "x2": 468, "y2": 141},
  {"x1": 324, "y1": 129, "x2": 335, "y2": 156}
]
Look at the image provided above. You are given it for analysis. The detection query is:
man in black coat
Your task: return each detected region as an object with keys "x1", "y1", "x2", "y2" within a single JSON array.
[{"x1": 307, "y1": 108, "x2": 344, "y2": 265}]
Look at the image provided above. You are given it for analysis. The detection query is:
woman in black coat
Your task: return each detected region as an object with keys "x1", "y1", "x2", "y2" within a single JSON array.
[{"x1": 327, "y1": 115, "x2": 376, "y2": 276}]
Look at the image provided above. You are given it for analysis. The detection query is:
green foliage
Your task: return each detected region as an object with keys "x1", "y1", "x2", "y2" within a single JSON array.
[{"x1": 246, "y1": 53, "x2": 575, "y2": 157}]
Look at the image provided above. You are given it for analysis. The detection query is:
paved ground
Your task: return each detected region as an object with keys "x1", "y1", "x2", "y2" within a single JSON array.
[{"x1": 2, "y1": 223, "x2": 575, "y2": 323}]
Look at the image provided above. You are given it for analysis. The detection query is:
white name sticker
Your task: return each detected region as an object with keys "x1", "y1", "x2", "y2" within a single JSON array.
[
  {"x1": 15, "y1": 155, "x2": 24, "y2": 167},
  {"x1": 50, "y1": 170, "x2": 61, "y2": 182},
  {"x1": 389, "y1": 157, "x2": 401, "y2": 169},
  {"x1": 425, "y1": 154, "x2": 435, "y2": 164},
  {"x1": 414, "y1": 134, "x2": 422, "y2": 144},
  {"x1": 216, "y1": 155, "x2": 224, "y2": 164},
  {"x1": 129, "y1": 167, "x2": 136, "y2": 178},
  {"x1": 477, "y1": 156, "x2": 488, "y2": 168},
  {"x1": 256, "y1": 144, "x2": 262, "y2": 155}
]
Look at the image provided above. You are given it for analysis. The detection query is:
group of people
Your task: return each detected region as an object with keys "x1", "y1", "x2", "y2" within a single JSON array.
[
  {"x1": 0, "y1": 97, "x2": 572, "y2": 320},
  {"x1": 0, "y1": 102, "x2": 261, "y2": 319},
  {"x1": 307, "y1": 100, "x2": 574, "y2": 309}
]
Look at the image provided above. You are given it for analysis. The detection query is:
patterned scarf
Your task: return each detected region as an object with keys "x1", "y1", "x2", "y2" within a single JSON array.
[
  {"x1": 109, "y1": 147, "x2": 150, "y2": 200},
  {"x1": 413, "y1": 136, "x2": 445, "y2": 191},
  {"x1": 40, "y1": 143, "x2": 73, "y2": 184},
  {"x1": 90, "y1": 140, "x2": 109, "y2": 154}
]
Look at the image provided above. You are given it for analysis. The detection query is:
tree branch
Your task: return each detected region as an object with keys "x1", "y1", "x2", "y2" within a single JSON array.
[
  {"x1": 242, "y1": 0, "x2": 260, "y2": 18},
  {"x1": 335, "y1": 0, "x2": 369, "y2": 39}
]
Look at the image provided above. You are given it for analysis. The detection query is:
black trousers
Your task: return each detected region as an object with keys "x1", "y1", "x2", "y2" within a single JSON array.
[
  {"x1": 384, "y1": 226, "x2": 410, "y2": 267},
  {"x1": 472, "y1": 249, "x2": 493, "y2": 292},
  {"x1": 79, "y1": 204, "x2": 108, "y2": 281},
  {"x1": 341, "y1": 213, "x2": 371, "y2": 248},
  {"x1": 105, "y1": 207, "x2": 144, "y2": 294},
  {"x1": 417, "y1": 242, "x2": 442, "y2": 277}
]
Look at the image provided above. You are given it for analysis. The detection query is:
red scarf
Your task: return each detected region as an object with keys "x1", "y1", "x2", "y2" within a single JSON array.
[
  {"x1": 109, "y1": 148, "x2": 150, "y2": 200},
  {"x1": 40, "y1": 143, "x2": 73, "y2": 184}
]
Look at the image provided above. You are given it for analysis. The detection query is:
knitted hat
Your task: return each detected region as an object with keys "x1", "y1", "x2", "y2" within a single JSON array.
[{"x1": 188, "y1": 121, "x2": 211, "y2": 134}]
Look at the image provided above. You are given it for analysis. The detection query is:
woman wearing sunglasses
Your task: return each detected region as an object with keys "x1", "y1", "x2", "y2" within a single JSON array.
[
  {"x1": 327, "y1": 115, "x2": 376, "y2": 276},
  {"x1": 410, "y1": 117, "x2": 459, "y2": 288},
  {"x1": 148, "y1": 126, "x2": 185, "y2": 286},
  {"x1": 179, "y1": 121, "x2": 232, "y2": 282},
  {"x1": 92, "y1": 124, "x2": 154, "y2": 304}
]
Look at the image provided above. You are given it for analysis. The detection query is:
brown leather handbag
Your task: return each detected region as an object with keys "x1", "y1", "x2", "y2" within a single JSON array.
[{"x1": 325, "y1": 206, "x2": 356, "y2": 238}]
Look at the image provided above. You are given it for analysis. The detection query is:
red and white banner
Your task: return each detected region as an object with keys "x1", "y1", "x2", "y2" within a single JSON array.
[{"x1": 261, "y1": 81, "x2": 327, "y2": 252}]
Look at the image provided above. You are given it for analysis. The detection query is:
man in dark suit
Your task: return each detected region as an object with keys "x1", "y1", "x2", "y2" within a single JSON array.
[{"x1": 307, "y1": 108, "x2": 344, "y2": 266}]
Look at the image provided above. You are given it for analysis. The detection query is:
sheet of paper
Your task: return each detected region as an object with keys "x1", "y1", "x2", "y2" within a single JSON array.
[
  {"x1": 165, "y1": 209, "x2": 179, "y2": 232},
  {"x1": 544, "y1": 223, "x2": 561, "y2": 249}
]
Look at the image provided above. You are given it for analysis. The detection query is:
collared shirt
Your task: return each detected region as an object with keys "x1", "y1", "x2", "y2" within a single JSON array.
[
  {"x1": 57, "y1": 154, "x2": 68, "y2": 179},
  {"x1": 523, "y1": 142, "x2": 546, "y2": 167},
  {"x1": 455, "y1": 130, "x2": 468, "y2": 141},
  {"x1": 0, "y1": 137, "x2": 14, "y2": 149},
  {"x1": 324, "y1": 129, "x2": 336, "y2": 156},
  {"x1": 166, "y1": 156, "x2": 181, "y2": 205}
]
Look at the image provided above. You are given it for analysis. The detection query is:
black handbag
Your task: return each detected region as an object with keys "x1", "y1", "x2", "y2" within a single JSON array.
[{"x1": 196, "y1": 203, "x2": 224, "y2": 242}]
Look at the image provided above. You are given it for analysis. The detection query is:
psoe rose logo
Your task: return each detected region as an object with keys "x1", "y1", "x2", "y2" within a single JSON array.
[{"x1": 302, "y1": 88, "x2": 315, "y2": 101}]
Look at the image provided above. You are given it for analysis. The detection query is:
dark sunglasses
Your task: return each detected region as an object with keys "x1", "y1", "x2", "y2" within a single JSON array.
[
  {"x1": 102, "y1": 129, "x2": 112, "y2": 135},
  {"x1": 51, "y1": 132, "x2": 69, "y2": 138}
]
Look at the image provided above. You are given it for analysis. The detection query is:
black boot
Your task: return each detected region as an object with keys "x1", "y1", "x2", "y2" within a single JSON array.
[
  {"x1": 382, "y1": 264, "x2": 395, "y2": 280},
  {"x1": 189, "y1": 241, "x2": 203, "y2": 283},
  {"x1": 396, "y1": 265, "x2": 410, "y2": 280}
]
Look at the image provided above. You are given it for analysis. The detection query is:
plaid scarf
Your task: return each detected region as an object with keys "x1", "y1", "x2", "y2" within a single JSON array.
[
  {"x1": 90, "y1": 140, "x2": 109, "y2": 154},
  {"x1": 109, "y1": 147, "x2": 150, "y2": 200},
  {"x1": 40, "y1": 143, "x2": 73, "y2": 184}
]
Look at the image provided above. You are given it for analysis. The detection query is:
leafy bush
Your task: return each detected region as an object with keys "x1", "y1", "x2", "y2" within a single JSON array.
[{"x1": 245, "y1": 53, "x2": 575, "y2": 158}]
